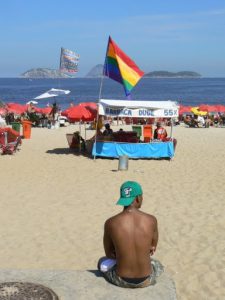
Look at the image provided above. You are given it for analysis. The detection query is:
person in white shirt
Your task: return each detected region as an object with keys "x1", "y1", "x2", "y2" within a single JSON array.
[
  {"x1": 197, "y1": 115, "x2": 205, "y2": 127},
  {"x1": 0, "y1": 115, "x2": 6, "y2": 128}
]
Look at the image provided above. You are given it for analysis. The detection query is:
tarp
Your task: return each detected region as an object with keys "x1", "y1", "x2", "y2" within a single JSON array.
[
  {"x1": 92, "y1": 141, "x2": 174, "y2": 158},
  {"x1": 98, "y1": 99, "x2": 179, "y2": 118},
  {"x1": 34, "y1": 88, "x2": 70, "y2": 100}
]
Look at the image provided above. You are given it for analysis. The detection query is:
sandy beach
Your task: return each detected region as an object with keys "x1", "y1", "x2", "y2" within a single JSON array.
[{"x1": 1, "y1": 123, "x2": 225, "y2": 300}]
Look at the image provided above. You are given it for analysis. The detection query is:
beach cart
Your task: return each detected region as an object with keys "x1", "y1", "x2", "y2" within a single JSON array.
[{"x1": 92, "y1": 99, "x2": 178, "y2": 159}]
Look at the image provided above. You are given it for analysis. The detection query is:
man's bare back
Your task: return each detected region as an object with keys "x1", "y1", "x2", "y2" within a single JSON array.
[{"x1": 104, "y1": 207, "x2": 158, "y2": 278}]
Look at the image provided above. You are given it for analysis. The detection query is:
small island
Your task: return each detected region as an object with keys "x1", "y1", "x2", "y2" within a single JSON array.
[
  {"x1": 144, "y1": 71, "x2": 201, "y2": 78},
  {"x1": 21, "y1": 68, "x2": 70, "y2": 78},
  {"x1": 84, "y1": 66, "x2": 201, "y2": 78}
]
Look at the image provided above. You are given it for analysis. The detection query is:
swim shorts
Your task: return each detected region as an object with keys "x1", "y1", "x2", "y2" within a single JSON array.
[{"x1": 99, "y1": 258, "x2": 164, "y2": 288}]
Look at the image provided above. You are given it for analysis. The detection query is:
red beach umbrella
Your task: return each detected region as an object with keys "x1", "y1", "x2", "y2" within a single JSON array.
[
  {"x1": 215, "y1": 105, "x2": 225, "y2": 113},
  {"x1": 39, "y1": 107, "x2": 52, "y2": 114},
  {"x1": 179, "y1": 105, "x2": 192, "y2": 115},
  {"x1": 0, "y1": 107, "x2": 7, "y2": 116},
  {"x1": 79, "y1": 102, "x2": 97, "y2": 110},
  {"x1": 67, "y1": 105, "x2": 96, "y2": 122},
  {"x1": 198, "y1": 104, "x2": 217, "y2": 112},
  {"x1": 62, "y1": 102, "x2": 97, "y2": 118},
  {"x1": 61, "y1": 107, "x2": 71, "y2": 117},
  {"x1": 6, "y1": 103, "x2": 27, "y2": 114}
]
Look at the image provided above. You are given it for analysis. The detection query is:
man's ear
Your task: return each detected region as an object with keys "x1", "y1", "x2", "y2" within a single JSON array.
[{"x1": 135, "y1": 196, "x2": 141, "y2": 206}]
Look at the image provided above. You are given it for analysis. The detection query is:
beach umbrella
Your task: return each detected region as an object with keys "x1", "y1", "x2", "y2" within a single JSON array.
[
  {"x1": 0, "y1": 107, "x2": 7, "y2": 116},
  {"x1": 215, "y1": 105, "x2": 225, "y2": 113},
  {"x1": 6, "y1": 103, "x2": 28, "y2": 114},
  {"x1": 179, "y1": 105, "x2": 192, "y2": 115},
  {"x1": 198, "y1": 104, "x2": 217, "y2": 112},
  {"x1": 191, "y1": 107, "x2": 207, "y2": 116},
  {"x1": 61, "y1": 107, "x2": 71, "y2": 117},
  {"x1": 62, "y1": 102, "x2": 98, "y2": 118},
  {"x1": 38, "y1": 107, "x2": 53, "y2": 114},
  {"x1": 67, "y1": 105, "x2": 96, "y2": 122},
  {"x1": 34, "y1": 88, "x2": 70, "y2": 100},
  {"x1": 26, "y1": 100, "x2": 38, "y2": 105},
  {"x1": 79, "y1": 102, "x2": 97, "y2": 110}
]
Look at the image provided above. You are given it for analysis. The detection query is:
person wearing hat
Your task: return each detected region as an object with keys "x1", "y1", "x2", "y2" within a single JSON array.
[{"x1": 98, "y1": 181, "x2": 163, "y2": 288}]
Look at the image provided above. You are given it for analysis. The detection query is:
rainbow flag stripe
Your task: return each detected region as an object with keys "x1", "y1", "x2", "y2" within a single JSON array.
[{"x1": 103, "y1": 36, "x2": 144, "y2": 96}]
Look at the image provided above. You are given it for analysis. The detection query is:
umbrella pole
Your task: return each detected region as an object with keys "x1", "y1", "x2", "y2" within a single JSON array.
[
  {"x1": 79, "y1": 120, "x2": 81, "y2": 133},
  {"x1": 84, "y1": 123, "x2": 86, "y2": 141}
]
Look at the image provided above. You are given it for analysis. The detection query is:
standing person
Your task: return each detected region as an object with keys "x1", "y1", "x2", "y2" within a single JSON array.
[
  {"x1": 98, "y1": 181, "x2": 164, "y2": 288},
  {"x1": 153, "y1": 122, "x2": 168, "y2": 141}
]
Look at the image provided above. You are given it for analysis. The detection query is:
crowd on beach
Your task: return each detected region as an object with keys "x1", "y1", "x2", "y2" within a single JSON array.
[{"x1": 182, "y1": 113, "x2": 225, "y2": 127}]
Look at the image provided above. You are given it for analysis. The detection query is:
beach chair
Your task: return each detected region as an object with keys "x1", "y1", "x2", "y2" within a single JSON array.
[
  {"x1": 143, "y1": 125, "x2": 153, "y2": 142},
  {"x1": 132, "y1": 125, "x2": 142, "y2": 140},
  {"x1": 66, "y1": 132, "x2": 81, "y2": 152},
  {"x1": 0, "y1": 131, "x2": 22, "y2": 155}
]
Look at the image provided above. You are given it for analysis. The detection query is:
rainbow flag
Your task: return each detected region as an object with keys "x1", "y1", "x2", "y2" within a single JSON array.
[{"x1": 103, "y1": 36, "x2": 144, "y2": 96}]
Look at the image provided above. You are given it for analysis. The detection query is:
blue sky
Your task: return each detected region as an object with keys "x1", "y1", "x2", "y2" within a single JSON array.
[{"x1": 0, "y1": 0, "x2": 225, "y2": 77}]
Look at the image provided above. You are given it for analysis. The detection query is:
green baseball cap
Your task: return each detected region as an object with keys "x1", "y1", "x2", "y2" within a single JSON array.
[{"x1": 117, "y1": 181, "x2": 143, "y2": 206}]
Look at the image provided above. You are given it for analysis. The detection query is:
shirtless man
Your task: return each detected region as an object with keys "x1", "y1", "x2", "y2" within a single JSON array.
[{"x1": 98, "y1": 181, "x2": 163, "y2": 288}]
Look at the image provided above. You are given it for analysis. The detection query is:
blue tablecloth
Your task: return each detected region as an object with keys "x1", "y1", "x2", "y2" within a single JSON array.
[{"x1": 92, "y1": 141, "x2": 174, "y2": 158}]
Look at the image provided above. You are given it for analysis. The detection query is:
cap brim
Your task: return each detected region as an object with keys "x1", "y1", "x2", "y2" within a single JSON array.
[{"x1": 116, "y1": 197, "x2": 135, "y2": 206}]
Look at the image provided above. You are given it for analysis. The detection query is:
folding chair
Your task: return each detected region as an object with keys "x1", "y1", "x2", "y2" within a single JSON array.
[
  {"x1": 143, "y1": 125, "x2": 153, "y2": 142},
  {"x1": 0, "y1": 131, "x2": 22, "y2": 155}
]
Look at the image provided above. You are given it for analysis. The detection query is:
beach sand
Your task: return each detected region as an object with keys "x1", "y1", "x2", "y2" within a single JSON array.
[{"x1": 1, "y1": 123, "x2": 225, "y2": 300}]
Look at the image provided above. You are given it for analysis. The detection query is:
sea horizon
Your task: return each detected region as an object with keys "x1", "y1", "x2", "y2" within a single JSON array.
[{"x1": 1, "y1": 77, "x2": 225, "y2": 110}]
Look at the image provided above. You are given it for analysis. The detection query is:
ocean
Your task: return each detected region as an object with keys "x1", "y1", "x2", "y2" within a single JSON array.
[{"x1": 0, "y1": 77, "x2": 225, "y2": 110}]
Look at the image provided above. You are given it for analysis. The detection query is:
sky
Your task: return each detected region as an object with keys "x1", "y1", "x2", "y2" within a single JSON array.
[{"x1": 0, "y1": 0, "x2": 225, "y2": 77}]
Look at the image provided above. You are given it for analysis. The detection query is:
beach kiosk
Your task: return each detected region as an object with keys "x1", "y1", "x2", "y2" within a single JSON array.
[{"x1": 92, "y1": 99, "x2": 179, "y2": 159}]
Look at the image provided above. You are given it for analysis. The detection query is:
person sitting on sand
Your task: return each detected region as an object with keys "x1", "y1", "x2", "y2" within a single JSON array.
[{"x1": 98, "y1": 181, "x2": 164, "y2": 288}]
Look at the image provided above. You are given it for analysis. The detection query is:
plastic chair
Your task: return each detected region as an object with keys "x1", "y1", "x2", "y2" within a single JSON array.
[
  {"x1": 132, "y1": 126, "x2": 142, "y2": 139},
  {"x1": 143, "y1": 125, "x2": 153, "y2": 142}
]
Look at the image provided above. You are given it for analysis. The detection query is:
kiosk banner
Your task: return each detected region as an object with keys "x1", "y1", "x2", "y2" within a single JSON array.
[{"x1": 98, "y1": 99, "x2": 179, "y2": 118}]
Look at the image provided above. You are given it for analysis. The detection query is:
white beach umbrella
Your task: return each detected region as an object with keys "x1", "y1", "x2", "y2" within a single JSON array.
[
  {"x1": 34, "y1": 88, "x2": 70, "y2": 100},
  {"x1": 26, "y1": 100, "x2": 38, "y2": 105}
]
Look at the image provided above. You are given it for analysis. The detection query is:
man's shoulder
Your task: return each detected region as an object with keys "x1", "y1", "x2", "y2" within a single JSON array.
[
  {"x1": 139, "y1": 210, "x2": 157, "y2": 222},
  {"x1": 105, "y1": 213, "x2": 122, "y2": 225}
]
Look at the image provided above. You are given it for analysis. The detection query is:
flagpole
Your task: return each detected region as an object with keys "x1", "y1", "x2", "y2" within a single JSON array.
[
  {"x1": 93, "y1": 71, "x2": 105, "y2": 161},
  {"x1": 93, "y1": 37, "x2": 109, "y2": 161}
]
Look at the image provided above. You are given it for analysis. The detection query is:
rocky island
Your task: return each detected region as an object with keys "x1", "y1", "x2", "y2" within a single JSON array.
[
  {"x1": 21, "y1": 68, "x2": 70, "y2": 78},
  {"x1": 85, "y1": 65, "x2": 201, "y2": 78}
]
